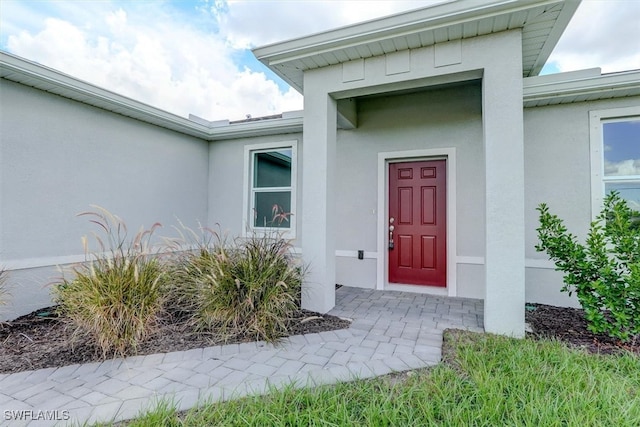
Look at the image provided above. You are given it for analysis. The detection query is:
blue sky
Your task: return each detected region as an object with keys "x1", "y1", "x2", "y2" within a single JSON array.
[{"x1": 1, "y1": 0, "x2": 639, "y2": 121}]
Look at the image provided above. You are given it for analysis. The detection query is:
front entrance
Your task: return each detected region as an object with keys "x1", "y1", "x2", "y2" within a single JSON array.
[{"x1": 388, "y1": 160, "x2": 446, "y2": 286}]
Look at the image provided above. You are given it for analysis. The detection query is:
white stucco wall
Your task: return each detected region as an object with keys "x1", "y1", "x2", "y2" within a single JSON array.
[
  {"x1": 335, "y1": 83, "x2": 485, "y2": 296},
  {"x1": 0, "y1": 80, "x2": 209, "y2": 319},
  {"x1": 523, "y1": 95, "x2": 640, "y2": 307},
  {"x1": 207, "y1": 84, "x2": 486, "y2": 299},
  {"x1": 3, "y1": 57, "x2": 637, "y2": 322},
  {"x1": 297, "y1": 29, "x2": 526, "y2": 335},
  {"x1": 208, "y1": 132, "x2": 304, "y2": 241}
]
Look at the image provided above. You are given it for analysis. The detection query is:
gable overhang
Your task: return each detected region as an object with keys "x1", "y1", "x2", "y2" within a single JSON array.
[{"x1": 253, "y1": 0, "x2": 581, "y2": 93}]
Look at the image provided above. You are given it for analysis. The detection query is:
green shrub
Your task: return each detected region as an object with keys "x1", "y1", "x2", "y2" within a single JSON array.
[
  {"x1": 536, "y1": 192, "x2": 640, "y2": 342},
  {"x1": 53, "y1": 207, "x2": 167, "y2": 357},
  {"x1": 168, "y1": 229, "x2": 303, "y2": 343}
]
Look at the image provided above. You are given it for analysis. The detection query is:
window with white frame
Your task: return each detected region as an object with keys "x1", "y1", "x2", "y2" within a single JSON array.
[
  {"x1": 243, "y1": 141, "x2": 297, "y2": 235},
  {"x1": 590, "y1": 107, "x2": 640, "y2": 216}
]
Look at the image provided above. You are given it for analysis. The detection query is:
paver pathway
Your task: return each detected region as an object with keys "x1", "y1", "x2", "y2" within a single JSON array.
[{"x1": 0, "y1": 287, "x2": 484, "y2": 426}]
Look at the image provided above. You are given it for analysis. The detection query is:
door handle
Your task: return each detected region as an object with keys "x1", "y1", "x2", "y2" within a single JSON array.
[{"x1": 388, "y1": 217, "x2": 395, "y2": 250}]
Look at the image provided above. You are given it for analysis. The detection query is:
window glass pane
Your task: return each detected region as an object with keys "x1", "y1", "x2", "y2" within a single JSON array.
[
  {"x1": 254, "y1": 150, "x2": 292, "y2": 187},
  {"x1": 603, "y1": 120, "x2": 640, "y2": 177},
  {"x1": 253, "y1": 191, "x2": 292, "y2": 228},
  {"x1": 605, "y1": 181, "x2": 640, "y2": 212}
]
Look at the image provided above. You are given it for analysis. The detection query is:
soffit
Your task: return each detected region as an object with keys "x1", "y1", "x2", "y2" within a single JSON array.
[{"x1": 253, "y1": 0, "x2": 581, "y2": 92}]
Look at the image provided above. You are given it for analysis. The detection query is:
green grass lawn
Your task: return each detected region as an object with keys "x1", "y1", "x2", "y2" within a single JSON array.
[{"x1": 116, "y1": 331, "x2": 640, "y2": 426}]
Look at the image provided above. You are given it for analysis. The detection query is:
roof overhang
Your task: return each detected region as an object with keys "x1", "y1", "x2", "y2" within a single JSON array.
[
  {"x1": 523, "y1": 68, "x2": 640, "y2": 107},
  {"x1": 253, "y1": 0, "x2": 581, "y2": 93},
  {"x1": 3, "y1": 49, "x2": 638, "y2": 143},
  {"x1": 0, "y1": 51, "x2": 303, "y2": 141}
]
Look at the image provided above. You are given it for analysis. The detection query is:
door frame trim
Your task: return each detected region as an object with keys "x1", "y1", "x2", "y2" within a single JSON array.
[{"x1": 376, "y1": 148, "x2": 457, "y2": 297}]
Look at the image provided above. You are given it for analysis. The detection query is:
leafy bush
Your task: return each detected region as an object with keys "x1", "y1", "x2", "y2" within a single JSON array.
[
  {"x1": 168, "y1": 229, "x2": 303, "y2": 343},
  {"x1": 53, "y1": 207, "x2": 167, "y2": 357},
  {"x1": 536, "y1": 192, "x2": 640, "y2": 342}
]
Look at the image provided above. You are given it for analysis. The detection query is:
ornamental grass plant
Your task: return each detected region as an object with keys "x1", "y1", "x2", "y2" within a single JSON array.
[
  {"x1": 53, "y1": 207, "x2": 167, "y2": 357},
  {"x1": 162, "y1": 223, "x2": 224, "y2": 321},
  {"x1": 0, "y1": 268, "x2": 9, "y2": 310},
  {"x1": 167, "y1": 226, "x2": 303, "y2": 343}
]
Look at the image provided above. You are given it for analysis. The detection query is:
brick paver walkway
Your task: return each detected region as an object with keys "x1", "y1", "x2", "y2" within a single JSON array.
[{"x1": 0, "y1": 286, "x2": 484, "y2": 426}]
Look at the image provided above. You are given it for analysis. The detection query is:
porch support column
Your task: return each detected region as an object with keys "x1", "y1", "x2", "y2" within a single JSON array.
[
  {"x1": 301, "y1": 81, "x2": 337, "y2": 313},
  {"x1": 482, "y1": 32, "x2": 525, "y2": 337}
]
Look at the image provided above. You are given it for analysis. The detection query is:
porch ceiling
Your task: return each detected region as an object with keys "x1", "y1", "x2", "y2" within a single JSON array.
[{"x1": 253, "y1": 0, "x2": 581, "y2": 93}]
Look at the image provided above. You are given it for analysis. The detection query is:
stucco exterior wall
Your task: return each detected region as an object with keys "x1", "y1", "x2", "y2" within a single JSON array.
[
  {"x1": 0, "y1": 80, "x2": 209, "y2": 319},
  {"x1": 2, "y1": 61, "x2": 638, "y2": 321},
  {"x1": 523, "y1": 95, "x2": 640, "y2": 307},
  {"x1": 332, "y1": 88, "x2": 640, "y2": 306},
  {"x1": 335, "y1": 83, "x2": 485, "y2": 297},
  {"x1": 208, "y1": 132, "x2": 304, "y2": 240},
  {"x1": 298, "y1": 29, "x2": 526, "y2": 335}
]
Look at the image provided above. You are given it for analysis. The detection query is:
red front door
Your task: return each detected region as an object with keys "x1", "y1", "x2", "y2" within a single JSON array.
[{"x1": 388, "y1": 160, "x2": 446, "y2": 286}]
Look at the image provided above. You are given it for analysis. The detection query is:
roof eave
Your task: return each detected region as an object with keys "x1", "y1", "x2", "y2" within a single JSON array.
[
  {"x1": 523, "y1": 69, "x2": 640, "y2": 106},
  {"x1": 255, "y1": 0, "x2": 531, "y2": 61},
  {"x1": 527, "y1": 0, "x2": 580, "y2": 77},
  {"x1": 0, "y1": 51, "x2": 212, "y2": 140},
  {"x1": 208, "y1": 116, "x2": 303, "y2": 141},
  {"x1": 1, "y1": 50, "x2": 306, "y2": 141},
  {"x1": 254, "y1": 0, "x2": 581, "y2": 90}
]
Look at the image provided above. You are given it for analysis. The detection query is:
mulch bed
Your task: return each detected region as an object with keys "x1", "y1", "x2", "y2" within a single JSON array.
[
  {"x1": 1, "y1": 302, "x2": 637, "y2": 375},
  {"x1": 0, "y1": 307, "x2": 351, "y2": 374},
  {"x1": 525, "y1": 303, "x2": 639, "y2": 355}
]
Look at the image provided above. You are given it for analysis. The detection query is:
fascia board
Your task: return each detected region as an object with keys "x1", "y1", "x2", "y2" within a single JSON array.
[
  {"x1": 254, "y1": 0, "x2": 563, "y2": 66},
  {"x1": 523, "y1": 67, "x2": 601, "y2": 85},
  {"x1": 0, "y1": 51, "x2": 211, "y2": 139},
  {"x1": 1, "y1": 51, "x2": 304, "y2": 142},
  {"x1": 208, "y1": 116, "x2": 303, "y2": 141},
  {"x1": 523, "y1": 70, "x2": 640, "y2": 103}
]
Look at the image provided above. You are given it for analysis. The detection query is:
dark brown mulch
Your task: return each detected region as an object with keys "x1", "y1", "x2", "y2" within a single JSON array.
[
  {"x1": 0, "y1": 307, "x2": 351, "y2": 374},
  {"x1": 2, "y1": 301, "x2": 638, "y2": 375},
  {"x1": 525, "y1": 303, "x2": 639, "y2": 355}
]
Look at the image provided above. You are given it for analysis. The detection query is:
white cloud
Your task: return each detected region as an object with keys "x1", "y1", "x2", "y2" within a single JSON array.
[
  {"x1": 1, "y1": 0, "x2": 638, "y2": 123},
  {"x1": 547, "y1": 0, "x2": 640, "y2": 73},
  {"x1": 219, "y1": 0, "x2": 442, "y2": 49},
  {"x1": 605, "y1": 159, "x2": 640, "y2": 177},
  {"x1": 4, "y1": 1, "x2": 302, "y2": 120}
]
